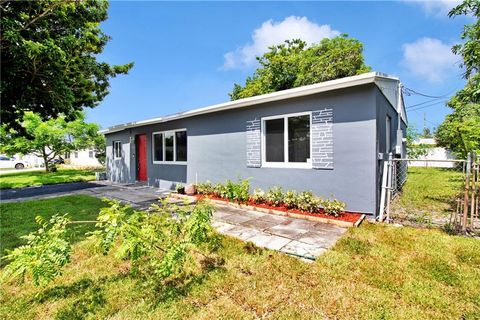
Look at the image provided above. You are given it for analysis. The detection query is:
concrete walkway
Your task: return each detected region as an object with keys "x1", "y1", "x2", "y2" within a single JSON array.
[
  {"x1": 212, "y1": 204, "x2": 346, "y2": 260},
  {"x1": 2, "y1": 182, "x2": 346, "y2": 259}
]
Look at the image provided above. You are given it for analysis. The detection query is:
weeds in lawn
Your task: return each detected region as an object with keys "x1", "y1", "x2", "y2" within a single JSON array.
[
  {"x1": 1, "y1": 223, "x2": 480, "y2": 319},
  {"x1": 1, "y1": 198, "x2": 220, "y2": 287}
]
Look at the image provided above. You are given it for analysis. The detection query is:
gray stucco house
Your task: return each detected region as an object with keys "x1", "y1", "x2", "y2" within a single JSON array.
[{"x1": 101, "y1": 72, "x2": 407, "y2": 216}]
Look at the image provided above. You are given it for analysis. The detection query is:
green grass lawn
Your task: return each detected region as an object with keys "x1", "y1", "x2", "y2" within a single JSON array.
[
  {"x1": 0, "y1": 168, "x2": 99, "y2": 189},
  {"x1": 1, "y1": 198, "x2": 479, "y2": 319},
  {"x1": 0, "y1": 195, "x2": 106, "y2": 261},
  {"x1": 392, "y1": 167, "x2": 465, "y2": 225}
]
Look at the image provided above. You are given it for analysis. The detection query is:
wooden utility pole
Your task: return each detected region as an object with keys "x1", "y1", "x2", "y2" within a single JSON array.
[{"x1": 463, "y1": 153, "x2": 471, "y2": 232}]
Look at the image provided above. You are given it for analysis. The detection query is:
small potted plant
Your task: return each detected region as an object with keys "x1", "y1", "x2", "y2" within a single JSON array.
[{"x1": 176, "y1": 183, "x2": 185, "y2": 194}]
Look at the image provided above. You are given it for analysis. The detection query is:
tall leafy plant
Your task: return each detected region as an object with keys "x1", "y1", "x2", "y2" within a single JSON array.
[{"x1": 1, "y1": 199, "x2": 219, "y2": 286}]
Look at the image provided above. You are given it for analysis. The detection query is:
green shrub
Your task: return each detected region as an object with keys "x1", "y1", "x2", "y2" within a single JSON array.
[
  {"x1": 175, "y1": 183, "x2": 185, "y2": 194},
  {"x1": 236, "y1": 178, "x2": 250, "y2": 202},
  {"x1": 321, "y1": 198, "x2": 346, "y2": 216},
  {"x1": 251, "y1": 188, "x2": 266, "y2": 203},
  {"x1": 196, "y1": 181, "x2": 214, "y2": 195},
  {"x1": 213, "y1": 183, "x2": 228, "y2": 199},
  {"x1": 225, "y1": 180, "x2": 235, "y2": 201},
  {"x1": 225, "y1": 178, "x2": 250, "y2": 202},
  {"x1": 1, "y1": 199, "x2": 220, "y2": 287},
  {"x1": 266, "y1": 186, "x2": 284, "y2": 206},
  {"x1": 297, "y1": 191, "x2": 319, "y2": 212},
  {"x1": 284, "y1": 190, "x2": 298, "y2": 209}
]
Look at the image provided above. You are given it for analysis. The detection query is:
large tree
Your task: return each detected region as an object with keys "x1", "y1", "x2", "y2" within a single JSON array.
[
  {"x1": 229, "y1": 35, "x2": 371, "y2": 100},
  {"x1": 0, "y1": 0, "x2": 133, "y2": 131},
  {"x1": 436, "y1": 0, "x2": 480, "y2": 158},
  {"x1": 0, "y1": 112, "x2": 103, "y2": 172}
]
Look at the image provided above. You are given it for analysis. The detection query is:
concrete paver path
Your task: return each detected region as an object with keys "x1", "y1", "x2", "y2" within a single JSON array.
[{"x1": 212, "y1": 204, "x2": 346, "y2": 260}]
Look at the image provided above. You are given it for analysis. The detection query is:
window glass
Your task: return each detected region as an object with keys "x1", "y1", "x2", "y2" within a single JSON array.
[
  {"x1": 153, "y1": 133, "x2": 163, "y2": 161},
  {"x1": 113, "y1": 141, "x2": 121, "y2": 158},
  {"x1": 288, "y1": 115, "x2": 310, "y2": 162},
  {"x1": 164, "y1": 132, "x2": 174, "y2": 161},
  {"x1": 74, "y1": 151, "x2": 79, "y2": 158},
  {"x1": 265, "y1": 118, "x2": 285, "y2": 162},
  {"x1": 89, "y1": 150, "x2": 94, "y2": 158},
  {"x1": 175, "y1": 131, "x2": 187, "y2": 161}
]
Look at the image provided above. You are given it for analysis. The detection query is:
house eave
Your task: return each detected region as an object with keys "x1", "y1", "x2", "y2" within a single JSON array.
[{"x1": 100, "y1": 72, "x2": 399, "y2": 135}]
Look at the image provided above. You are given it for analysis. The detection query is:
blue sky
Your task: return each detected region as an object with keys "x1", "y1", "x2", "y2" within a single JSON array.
[{"x1": 87, "y1": 1, "x2": 469, "y2": 132}]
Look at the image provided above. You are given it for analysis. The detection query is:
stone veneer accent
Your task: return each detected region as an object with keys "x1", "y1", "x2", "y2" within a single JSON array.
[
  {"x1": 246, "y1": 118, "x2": 261, "y2": 168},
  {"x1": 312, "y1": 108, "x2": 334, "y2": 169}
]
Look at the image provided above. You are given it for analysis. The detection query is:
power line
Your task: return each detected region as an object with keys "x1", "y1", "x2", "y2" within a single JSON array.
[
  {"x1": 408, "y1": 100, "x2": 449, "y2": 112},
  {"x1": 406, "y1": 96, "x2": 449, "y2": 109},
  {"x1": 402, "y1": 87, "x2": 454, "y2": 99}
]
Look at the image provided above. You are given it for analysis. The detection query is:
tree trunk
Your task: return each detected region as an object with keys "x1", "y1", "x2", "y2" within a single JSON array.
[{"x1": 42, "y1": 147, "x2": 50, "y2": 172}]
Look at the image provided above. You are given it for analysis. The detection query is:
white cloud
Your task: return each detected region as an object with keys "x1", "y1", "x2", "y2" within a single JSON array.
[
  {"x1": 402, "y1": 37, "x2": 457, "y2": 82},
  {"x1": 407, "y1": 0, "x2": 460, "y2": 17},
  {"x1": 222, "y1": 16, "x2": 340, "y2": 70}
]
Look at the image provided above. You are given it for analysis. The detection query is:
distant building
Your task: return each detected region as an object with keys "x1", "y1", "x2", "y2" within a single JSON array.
[
  {"x1": 65, "y1": 149, "x2": 101, "y2": 167},
  {"x1": 409, "y1": 138, "x2": 456, "y2": 168}
]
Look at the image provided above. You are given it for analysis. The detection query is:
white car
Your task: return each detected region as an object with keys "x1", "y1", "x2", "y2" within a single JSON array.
[{"x1": 0, "y1": 155, "x2": 29, "y2": 170}]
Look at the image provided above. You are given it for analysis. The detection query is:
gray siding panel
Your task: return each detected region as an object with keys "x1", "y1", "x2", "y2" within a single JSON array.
[{"x1": 106, "y1": 84, "x2": 379, "y2": 213}]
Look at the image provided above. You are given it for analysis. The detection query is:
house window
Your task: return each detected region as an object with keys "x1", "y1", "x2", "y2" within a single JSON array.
[
  {"x1": 152, "y1": 129, "x2": 187, "y2": 164},
  {"x1": 153, "y1": 133, "x2": 163, "y2": 161},
  {"x1": 88, "y1": 150, "x2": 94, "y2": 158},
  {"x1": 74, "y1": 151, "x2": 79, "y2": 158},
  {"x1": 65, "y1": 152, "x2": 70, "y2": 159},
  {"x1": 262, "y1": 112, "x2": 311, "y2": 168},
  {"x1": 113, "y1": 141, "x2": 122, "y2": 159}
]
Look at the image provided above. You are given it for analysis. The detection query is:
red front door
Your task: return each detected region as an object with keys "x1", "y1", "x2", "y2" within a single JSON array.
[{"x1": 136, "y1": 134, "x2": 147, "y2": 181}]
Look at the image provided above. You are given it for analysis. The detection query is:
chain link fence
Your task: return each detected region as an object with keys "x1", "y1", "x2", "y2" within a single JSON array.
[{"x1": 380, "y1": 156, "x2": 479, "y2": 233}]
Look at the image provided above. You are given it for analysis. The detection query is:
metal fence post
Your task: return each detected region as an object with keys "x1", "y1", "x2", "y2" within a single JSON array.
[
  {"x1": 385, "y1": 153, "x2": 393, "y2": 223},
  {"x1": 379, "y1": 160, "x2": 388, "y2": 221}
]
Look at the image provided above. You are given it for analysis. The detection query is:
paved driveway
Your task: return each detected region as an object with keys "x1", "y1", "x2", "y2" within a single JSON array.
[{"x1": 1, "y1": 182, "x2": 107, "y2": 200}]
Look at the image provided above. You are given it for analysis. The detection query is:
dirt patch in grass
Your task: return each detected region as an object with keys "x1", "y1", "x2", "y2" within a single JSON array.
[{"x1": 391, "y1": 167, "x2": 464, "y2": 227}]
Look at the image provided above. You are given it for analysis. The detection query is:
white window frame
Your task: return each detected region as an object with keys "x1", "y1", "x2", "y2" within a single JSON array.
[
  {"x1": 152, "y1": 128, "x2": 187, "y2": 165},
  {"x1": 113, "y1": 141, "x2": 122, "y2": 159},
  {"x1": 261, "y1": 111, "x2": 312, "y2": 169}
]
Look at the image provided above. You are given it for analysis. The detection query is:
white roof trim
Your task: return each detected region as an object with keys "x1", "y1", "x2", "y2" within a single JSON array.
[{"x1": 100, "y1": 72, "x2": 400, "y2": 134}]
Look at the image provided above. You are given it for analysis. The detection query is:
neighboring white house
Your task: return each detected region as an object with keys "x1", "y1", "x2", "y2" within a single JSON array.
[
  {"x1": 409, "y1": 138, "x2": 457, "y2": 168},
  {"x1": 6, "y1": 149, "x2": 102, "y2": 169},
  {"x1": 65, "y1": 149, "x2": 101, "y2": 167}
]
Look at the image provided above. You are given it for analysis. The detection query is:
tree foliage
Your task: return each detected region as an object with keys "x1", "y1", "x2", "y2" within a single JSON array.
[
  {"x1": 1, "y1": 199, "x2": 219, "y2": 287},
  {"x1": 436, "y1": 0, "x2": 480, "y2": 157},
  {"x1": 0, "y1": 214, "x2": 71, "y2": 287},
  {"x1": 0, "y1": 0, "x2": 133, "y2": 131},
  {"x1": 229, "y1": 36, "x2": 371, "y2": 100},
  {"x1": 436, "y1": 104, "x2": 480, "y2": 157},
  {"x1": 406, "y1": 125, "x2": 432, "y2": 159},
  {"x1": 0, "y1": 112, "x2": 102, "y2": 171}
]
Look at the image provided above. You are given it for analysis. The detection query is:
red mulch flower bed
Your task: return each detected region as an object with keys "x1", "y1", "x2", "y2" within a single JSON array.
[{"x1": 194, "y1": 194, "x2": 362, "y2": 223}]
